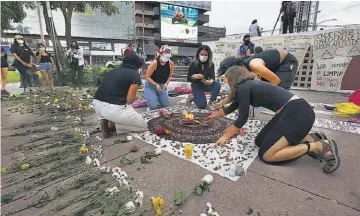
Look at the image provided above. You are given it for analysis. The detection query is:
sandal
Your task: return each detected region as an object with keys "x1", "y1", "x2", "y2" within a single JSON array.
[
  {"x1": 318, "y1": 139, "x2": 341, "y2": 173},
  {"x1": 306, "y1": 132, "x2": 328, "y2": 160}
]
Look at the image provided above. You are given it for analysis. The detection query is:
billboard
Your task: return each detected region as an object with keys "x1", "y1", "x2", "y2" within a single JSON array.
[
  {"x1": 162, "y1": 1, "x2": 211, "y2": 10},
  {"x1": 160, "y1": 3, "x2": 198, "y2": 43}
]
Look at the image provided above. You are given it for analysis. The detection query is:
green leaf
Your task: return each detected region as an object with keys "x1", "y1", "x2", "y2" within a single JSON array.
[
  {"x1": 120, "y1": 156, "x2": 134, "y2": 164},
  {"x1": 140, "y1": 156, "x2": 153, "y2": 164},
  {"x1": 174, "y1": 188, "x2": 183, "y2": 205},
  {"x1": 1, "y1": 192, "x2": 13, "y2": 204},
  {"x1": 246, "y1": 207, "x2": 253, "y2": 215},
  {"x1": 195, "y1": 185, "x2": 203, "y2": 196}
]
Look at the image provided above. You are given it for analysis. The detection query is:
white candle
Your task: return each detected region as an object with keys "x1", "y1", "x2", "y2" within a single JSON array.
[
  {"x1": 126, "y1": 135, "x2": 133, "y2": 141},
  {"x1": 229, "y1": 164, "x2": 237, "y2": 177}
]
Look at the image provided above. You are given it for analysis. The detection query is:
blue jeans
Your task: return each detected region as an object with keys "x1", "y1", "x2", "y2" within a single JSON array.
[
  {"x1": 191, "y1": 80, "x2": 221, "y2": 109},
  {"x1": 144, "y1": 81, "x2": 170, "y2": 110}
]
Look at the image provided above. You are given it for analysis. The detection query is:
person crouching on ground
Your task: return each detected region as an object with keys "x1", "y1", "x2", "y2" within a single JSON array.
[
  {"x1": 207, "y1": 66, "x2": 340, "y2": 173},
  {"x1": 36, "y1": 43, "x2": 56, "y2": 92},
  {"x1": 92, "y1": 54, "x2": 147, "y2": 138},
  {"x1": 144, "y1": 45, "x2": 174, "y2": 110},
  {"x1": 186, "y1": 45, "x2": 220, "y2": 110}
]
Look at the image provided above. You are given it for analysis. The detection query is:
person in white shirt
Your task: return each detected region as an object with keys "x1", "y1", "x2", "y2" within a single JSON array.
[
  {"x1": 249, "y1": 19, "x2": 262, "y2": 37},
  {"x1": 65, "y1": 40, "x2": 84, "y2": 90}
]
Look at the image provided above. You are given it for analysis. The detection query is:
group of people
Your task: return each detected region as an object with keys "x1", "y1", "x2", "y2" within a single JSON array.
[{"x1": 93, "y1": 42, "x2": 340, "y2": 173}]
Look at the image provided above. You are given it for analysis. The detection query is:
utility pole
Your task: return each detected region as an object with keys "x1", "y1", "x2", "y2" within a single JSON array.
[
  {"x1": 36, "y1": 2, "x2": 45, "y2": 43},
  {"x1": 312, "y1": 1, "x2": 320, "y2": 31}
]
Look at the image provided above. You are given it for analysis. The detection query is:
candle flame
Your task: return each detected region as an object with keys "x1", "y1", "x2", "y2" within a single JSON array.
[{"x1": 183, "y1": 111, "x2": 194, "y2": 120}]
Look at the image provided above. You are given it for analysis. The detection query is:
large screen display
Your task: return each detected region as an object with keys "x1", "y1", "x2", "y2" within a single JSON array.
[{"x1": 160, "y1": 3, "x2": 198, "y2": 43}]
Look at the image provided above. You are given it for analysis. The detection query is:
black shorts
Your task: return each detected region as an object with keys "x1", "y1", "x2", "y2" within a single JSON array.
[
  {"x1": 275, "y1": 53, "x2": 298, "y2": 90},
  {"x1": 1, "y1": 62, "x2": 8, "y2": 68},
  {"x1": 255, "y1": 98, "x2": 315, "y2": 161}
]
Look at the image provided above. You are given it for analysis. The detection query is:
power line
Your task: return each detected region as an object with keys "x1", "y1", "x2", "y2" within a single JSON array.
[{"x1": 319, "y1": 2, "x2": 360, "y2": 18}]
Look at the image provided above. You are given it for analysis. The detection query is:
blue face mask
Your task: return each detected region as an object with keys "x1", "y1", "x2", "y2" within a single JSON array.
[{"x1": 225, "y1": 86, "x2": 231, "y2": 94}]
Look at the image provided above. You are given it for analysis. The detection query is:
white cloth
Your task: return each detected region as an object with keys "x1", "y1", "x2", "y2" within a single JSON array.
[
  {"x1": 249, "y1": 23, "x2": 260, "y2": 37},
  {"x1": 92, "y1": 99, "x2": 147, "y2": 134},
  {"x1": 66, "y1": 47, "x2": 84, "y2": 66}
]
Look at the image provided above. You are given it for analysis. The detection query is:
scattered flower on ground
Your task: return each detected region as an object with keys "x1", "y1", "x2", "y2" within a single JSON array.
[{"x1": 151, "y1": 196, "x2": 164, "y2": 215}]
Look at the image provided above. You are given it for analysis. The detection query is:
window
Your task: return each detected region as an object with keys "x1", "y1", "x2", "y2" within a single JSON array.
[
  {"x1": 302, "y1": 66, "x2": 307, "y2": 69},
  {"x1": 304, "y1": 59, "x2": 308, "y2": 63},
  {"x1": 91, "y1": 56, "x2": 114, "y2": 66}
]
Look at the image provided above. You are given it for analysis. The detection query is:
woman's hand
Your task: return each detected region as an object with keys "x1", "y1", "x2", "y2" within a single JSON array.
[
  {"x1": 203, "y1": 79, "x2": 213, "y2": 85},
  {"x1": 156, "y1": 84, "x2": 162, "y2": 92},
  {"x1": 215, "y1": 135, "x2": 230, "y2": 146},
  {"x1": 206, "y1": 110, "x2": 224, "y2": 121},
  {"x1": 214, "y1": 102, "x2": 223, "y2": 110},
  {"x1": 162, "y1": 83, "x2": 169, "y2": 91},
  {"x1": 192, "y1": 74, "x2": 204, "y2": 79},
  {"x1": 26, "y1": 63, "x2": 32, "y2": 68},
  {"x1": 52, "y1": 66, "x2": 56, "y2": 73}
]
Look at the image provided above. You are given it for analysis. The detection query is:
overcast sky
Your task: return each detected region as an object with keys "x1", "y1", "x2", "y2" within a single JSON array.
[{"x1": 208, "y1": 1, "x2": 360, "y2": 35}]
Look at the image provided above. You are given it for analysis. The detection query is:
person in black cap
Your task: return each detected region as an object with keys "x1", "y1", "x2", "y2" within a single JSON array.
[{"x1": 92, "y1": 54, "x2": 147, "y2": 138}]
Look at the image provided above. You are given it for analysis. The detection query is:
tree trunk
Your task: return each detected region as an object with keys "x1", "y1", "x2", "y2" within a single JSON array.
[
  {"x1": 40, "y1": 2, "x2": 66, "y2": 69},
  {"x1": 61, "y1": 8, "x2": 73, "y2": 48}
]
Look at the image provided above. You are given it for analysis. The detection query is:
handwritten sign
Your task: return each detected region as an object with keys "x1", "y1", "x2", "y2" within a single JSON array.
[
  {"x1": 254, "y1": 36, "x2": 284, "y2": 51},
  {"x1": 311, "y1": 57, "x2": 352, "y2": 91},
  {"x1": 204, "y1": 41, "x2": 240, "y2": 73},
  {"x1": 284, "y1": 35, "x2": 312, "y2": 66},
  {"x1": 312, "y1": 28, "x2": 360, "y2": 59}
]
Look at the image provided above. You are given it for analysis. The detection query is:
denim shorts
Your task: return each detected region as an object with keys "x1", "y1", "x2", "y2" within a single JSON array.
[{"x1": 38, "y1": 62, "x2": 53, "y2": 72}]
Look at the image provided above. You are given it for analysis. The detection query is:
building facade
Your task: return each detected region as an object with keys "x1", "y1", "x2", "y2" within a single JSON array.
[{"x1": 1, "y1": 1, "x2": 225, "y2": 66}]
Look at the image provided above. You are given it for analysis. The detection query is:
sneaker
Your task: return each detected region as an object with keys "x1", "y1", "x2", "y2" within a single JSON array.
[
  {"x1": 186, "y1": 94, "x2": 194, "y2": 103},
  {"x1": 207, "y1": 101, "x2": 216, "y2": 111},
  {"x1": 1, "y1": 89, "x2": 10, "y2": 97},
  {"x1": 101, "y1": 119, "x2": 112, "y2": 138}
]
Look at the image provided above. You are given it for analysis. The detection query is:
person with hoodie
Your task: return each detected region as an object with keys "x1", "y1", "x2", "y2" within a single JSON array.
[
  {"x1": 186, "y1": 45, "x2": 221, "y2": 110},
  {"x1": 92, "y1": 54, "x2": 147, "y2": 138},
  {"x1": 10, "y1": 35, "x2": 35, "y2": 93}
]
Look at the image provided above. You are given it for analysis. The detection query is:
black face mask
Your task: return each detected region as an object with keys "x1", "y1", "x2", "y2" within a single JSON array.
[{"x1": 244, "y1": 40, "x2": 250, "y2": 46}]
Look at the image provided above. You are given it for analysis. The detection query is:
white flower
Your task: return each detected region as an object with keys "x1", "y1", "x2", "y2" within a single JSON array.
[
  {"x1": 65, "y1": 115, "x2": 71, "y2": 119},
  {"x1": 88, "y1": 104, "x2": 94, "y2": 110},
  {"x1": 122, "y1": 179, "x2": 129, "y2": 189},
  {"x1": 134, "y1": 189, "x2": 144, "y2": 206},
  {"x1": 212, "y1": 212, "x2": 220, "y2": 216},
  {"x1": 119, "y1": 171, "x2": 128, "y2": 179},
  {"x1": 74, "y1": 128, "x2": 81, "y2": 132},
  {"x1": 93, "y1": 158, "x2": 100, "y2": 167},
  {"x1": 85, "y1": 156, "x2": 92, "y2": 165},
  {"x1": 53, "y1": 116, "x2": 57, "y2": 120},
  {"x1": 31, "y1": 135, "x2": 39, "y2": 139},
  {"x1": 51, "y1": 127, "x2": 59, "y2": 133},
  {"x1": 95, "y1": 136, "x2": 102, "y2": 142},
  {"x1": 45, "y1": 102, "x2": 50, "y2": 106},
  {"x1": 124, "y1": 201, "x2": 136, "y2": 214},
  {"x1": 99, "y1": 166, "x2": 107, "y2": 172},
  {"x1": 206, "y1": 202, "x2": 213, "y2": 214},
  {"x1": 106, "y1": 166, "x2": 111, "y2": 173},
  {"x1": 202, "y1": 174, "x2": 214, "y2": 185},
  {"x1": 105, "y1": 186, "x2": 120, "y2": 196},
  {"x1": 112, "y1": 172, "x2": 121, "y2": 179},
  {"x1": 112, "y1": 167, "x2": 122, "y2": 174},
  {"x1": 84, "y1": 131, "x2": 90, "y2": 140},
  {"x1": 154, "y1": 148, "x2": 162, "y2": 156},
  {"x1": 117, "y1": 179, "x2": 123, "y2": 186}
]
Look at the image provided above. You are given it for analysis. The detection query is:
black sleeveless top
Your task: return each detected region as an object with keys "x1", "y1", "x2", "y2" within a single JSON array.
[
  {"x1": 242, "y1": 49, "x2": 281, "y2": 72},
  {"x1": 151, "y1": 59, "x2": 170, "y2": 84}
]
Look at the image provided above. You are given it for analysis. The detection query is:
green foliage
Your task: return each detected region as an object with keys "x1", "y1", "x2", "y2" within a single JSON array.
[
  {"x1": 194, "y1": 182, "x2": 210, "y2": 196},
  {"x1": 120, "y1": 156, "x2": 135, "y2": 165},
  {"x1": 174, "y1": 188, "x2": 183, "y2": 205},
  {"x1": 55, "y1": 66, "x2": 111, "y2": 87},
  {"x1": 0, "y1": 1, "x2": 35, "y2": 33}
]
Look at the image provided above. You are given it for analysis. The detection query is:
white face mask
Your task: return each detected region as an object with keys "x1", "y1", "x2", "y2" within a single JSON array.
[
  {"x1": 199, "y1": 55, "x2": 208, "y2": 63},
  {"x1": 40, "y1": 47, "x2": 45, "y2": 51},
  {"x1": 17, "y1": 39, "x2": 24, "y2": 44},
  {"x1": 160, "y1": 55, "x2": 170, "y2": 62}
]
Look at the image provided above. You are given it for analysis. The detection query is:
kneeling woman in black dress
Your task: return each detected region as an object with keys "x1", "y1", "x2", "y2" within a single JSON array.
[{"x1": 207, "y1": 66, "x2": 340, "y2": 173}]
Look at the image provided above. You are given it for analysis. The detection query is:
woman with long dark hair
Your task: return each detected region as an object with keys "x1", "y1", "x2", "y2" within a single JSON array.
[
  {"x1": 144, "y1": 45, "x2": 174, "y2": 110},
  {"x1": 207, "y1": 66, "x2": 340, "y2": 173},
  {"x1": 65, "y1": 40, "x2": 84, "y2": 90},
  {"x1": 187, "y1": 45, "x2": 221, "y2": 110},
  {"x1": 10, "y1": 35, "x2": 35, "y2": 93},
  {"x1": 36, "y1": 43, "x2": 56, "y2": 91},
  {"x1": 1, "y1": 47, "x2": 10, "y2": 97}
]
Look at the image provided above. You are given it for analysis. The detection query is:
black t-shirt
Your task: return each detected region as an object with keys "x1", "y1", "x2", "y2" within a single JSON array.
[
  {"x1": 36, "y1": 51, "x2": 52, "y2": 63},
  {"x1": 10, "y1": 44, "x2": 33, "y2": 64},
  {"x1": 187, "y1": 61, "x2": 215, "y2": 85},
  {"x1": 95, "y1": 65, "x2": 142, "y2": 105}
]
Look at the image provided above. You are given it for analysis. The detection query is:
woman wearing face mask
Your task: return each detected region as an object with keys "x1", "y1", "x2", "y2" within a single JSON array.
[
  {"x1": 10, "y1": 35, "x2": 35, "y2": 93},
  {"x1": 207, "y1": 66, "x2": 340, "y2": 173},
  {"x1": 124, "y1": 42, "x2": 137, "y2": 57},
  {"x1": 1, "y1": 47, "x2": 10, "y2": 97},
  {"x1": 36, "y1": 43, "x2": 56, "y2": 91},
  {"x1": 187, "y1": 45, "x2": 221, "y2": 110},
  {"x1": 65, "y1": 40, "x2": 84, "y2": 90},
  {"x1": 144, "y1": 45, "x2": 174, "y2": 110}
]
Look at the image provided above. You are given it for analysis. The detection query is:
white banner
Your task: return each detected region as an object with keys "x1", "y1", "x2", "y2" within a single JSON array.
[{"x1": 311, "y1": 57, "x2": 353, "y2": 92}]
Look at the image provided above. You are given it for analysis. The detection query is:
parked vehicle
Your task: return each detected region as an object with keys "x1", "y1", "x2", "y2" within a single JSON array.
[{"x1": 105, "y1": 57, "x2": 123, "y2": 68}]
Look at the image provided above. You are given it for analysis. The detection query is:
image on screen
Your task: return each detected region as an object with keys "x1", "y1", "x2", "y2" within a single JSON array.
[{"x1": 160, "y1": 3, "x2": 198, "y2": 43}]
